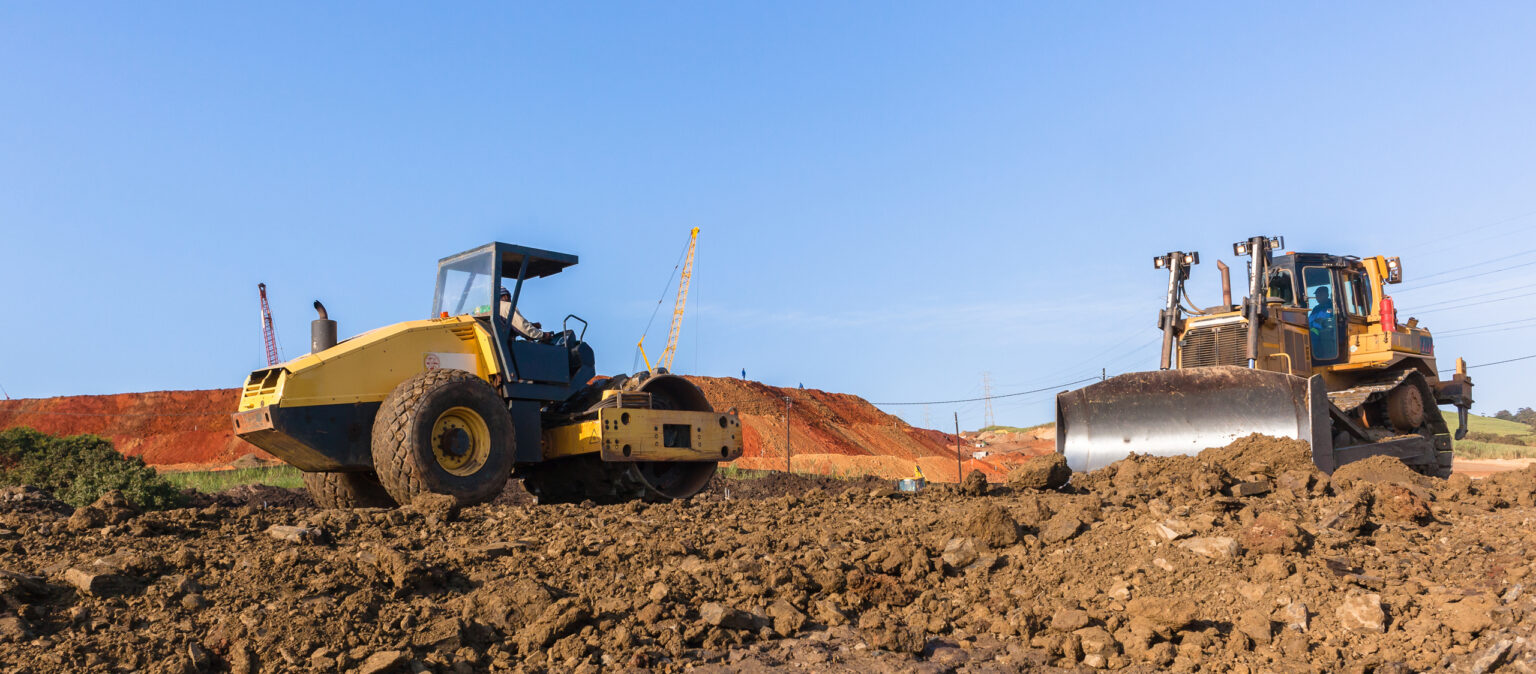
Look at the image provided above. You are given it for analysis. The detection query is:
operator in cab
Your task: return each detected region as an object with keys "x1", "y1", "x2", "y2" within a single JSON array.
[
  {"x1": 498, "y1": 287, "x2": 550, "y2": 343},
  {"x1": 1308, "y1": 285, "x2": 1337, "y2": 357}
]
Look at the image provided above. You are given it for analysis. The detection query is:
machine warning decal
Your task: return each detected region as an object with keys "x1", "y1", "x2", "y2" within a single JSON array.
[{"x1": 424, "y1": 352, "x2": 477, "y2": 373}]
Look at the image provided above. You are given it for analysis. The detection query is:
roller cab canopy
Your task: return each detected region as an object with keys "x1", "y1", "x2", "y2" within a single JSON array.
[{"x1": 431, "y1": 243, "x2": 579, "y2": 319}]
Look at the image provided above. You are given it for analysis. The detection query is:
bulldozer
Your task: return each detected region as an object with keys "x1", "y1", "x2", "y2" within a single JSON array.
[
  {"x1": 231, "y1": 242, "x2": 742, "y2": 508},
  {"x1": 1056, "y1": 235, "x2": 1474, "y2": 478}
]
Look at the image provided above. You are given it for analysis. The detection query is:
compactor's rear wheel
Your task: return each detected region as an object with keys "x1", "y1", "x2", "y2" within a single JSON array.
[
  {"x1": 303, "y1": 471, "x2": 397, "y2": 509},
  {"x1": 371, "y1": 369, "x2": 515, "y2": 507}
]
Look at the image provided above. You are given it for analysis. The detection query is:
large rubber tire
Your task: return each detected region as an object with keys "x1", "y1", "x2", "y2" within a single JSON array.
[
  {"x1": 371, "y1": 369, "x2": 515, "y2": 507},
  {"x1": 302, "y1": 471, "x2": 397, "y2": 509}
]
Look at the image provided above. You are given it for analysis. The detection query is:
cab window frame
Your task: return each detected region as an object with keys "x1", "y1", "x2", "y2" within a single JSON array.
[{"x1": 1266, "y1": 268, "x2": 1299, "y2": 306}]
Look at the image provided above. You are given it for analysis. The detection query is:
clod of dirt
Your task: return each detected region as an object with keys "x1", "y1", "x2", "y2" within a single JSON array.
[
  {"x1": 1006, "y1": 453, "x2": 1071, "y2": 491},
  {"x1": 1176, "y1": 536, "x2": 1239, "y2": 559},
  {"x1": 1337, "y1": 592, "x2": 1386, "y2": 634},
  {"x1": 357, "y1": 650, "x2": 406, "y2": 674},
  {"x1": 1126, "y1": 597, "x2": 1198, "y2": 630},
  {"x1": 1320, "y1": 485, "x2": 1374, "y2": 533},
  {"x1": 964, "y1": 505, "x2": 1020, "y2": 547},
  {"x1": 1374, "y1": 483, "x2": 1432, "y2": 523},
  {"x1": 941, "y1": 537, "x2": 979, "y2": 568},
  {"x1": 1240, "y1": 512, "x2": 1305, "y2": 554},
  {"x1": 407, "y1": 493, "x2": 460, "y2": 523},
  {"x1": 961, "y1": 469, "x2": 989, "y2": 496},
  {"x1": 66, "y1": 490, "x2": 139, "y2": 531},
  {"x1": 699, "y1": 602, "x2": 755, "y2": 629},
  {"x1": 1038, "y1": 513, "x2": 1084, "y2": 544}
]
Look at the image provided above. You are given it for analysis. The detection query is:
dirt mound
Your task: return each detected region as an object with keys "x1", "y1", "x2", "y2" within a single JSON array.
[
  {"x1": 0, "y1": 444, "x2": 1532, "y2": 672},
  {"x1": 0, "y1": 389, "x2": 263, "y2": 466},
  {"x1": 688, "y1": 376, "x2": 1007, "y2": 481},
  {"x1": 1196, "y1": 433, "x2": 1317, "y2": 478},
  {"x1": 1332, "y1": 454, "x2": 1434, "y2": 491}
]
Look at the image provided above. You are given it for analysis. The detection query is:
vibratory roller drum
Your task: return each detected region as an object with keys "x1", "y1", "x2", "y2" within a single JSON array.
[{"x1": 520, "y1": 373, "x2": 722, "y2": 503}]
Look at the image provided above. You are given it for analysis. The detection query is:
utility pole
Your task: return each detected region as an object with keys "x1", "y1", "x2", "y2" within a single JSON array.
[
  {"x1": 784, "y1": 396, "x2": 792, "y2": 474},
  {"x1": 1101, "y1": 367, "x2": 1106, "y2": 382},
  {"x1": 981, "y1": 372, "x2": 995, "y2": 429},
  {"x1": 954, "y1": 412, "x2": 962, "y2": 483}
]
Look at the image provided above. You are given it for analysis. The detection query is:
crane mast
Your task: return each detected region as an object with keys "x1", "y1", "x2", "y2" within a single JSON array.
[
  {"x1": 258, "y1": 283, "x2": 280, "y2": 366},
  {"x1": 659, "y1": 228, "x2": 699, "y2": 372}
]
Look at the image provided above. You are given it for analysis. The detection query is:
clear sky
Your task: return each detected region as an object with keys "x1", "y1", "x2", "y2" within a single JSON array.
[{"x1": 3, "y1": 3, "x2": 1534, "y2": 429}]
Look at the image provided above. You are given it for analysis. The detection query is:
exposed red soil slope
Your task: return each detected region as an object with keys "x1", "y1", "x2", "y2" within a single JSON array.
[
  {"x1": 0, "y1": 378, "x2": 1008, "y2": 481},
  {"x1": 0, "y1": 389, "x2": 265, "y2": 466},
  {"x1": 686, "y1": 376, "x2": 1009, "y2": 482}
]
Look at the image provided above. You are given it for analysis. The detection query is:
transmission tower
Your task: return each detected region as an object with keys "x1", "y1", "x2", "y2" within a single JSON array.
[
  {"x1": 981, "y1": 372, "x2": 995, "y2": 429},
  {"x1": 922, "y1": 405, "x2": 931, "y2": 430}
]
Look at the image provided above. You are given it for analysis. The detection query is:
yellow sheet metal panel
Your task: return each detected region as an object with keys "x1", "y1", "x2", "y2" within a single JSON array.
[
  {"x1": 541, "y1": 408, "x2": 744, "y2": 462},
  {"x1": 258, "y1": 316, "x2": 501, "y2": 408},
  {"x1": 237, "y1": 367, "x2": 286, "y2": 411}
]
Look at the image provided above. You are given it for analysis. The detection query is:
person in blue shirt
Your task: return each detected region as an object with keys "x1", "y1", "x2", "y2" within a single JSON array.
[{"x1": 1309, "y1": 286, "x2": 1337, "y2": 358}]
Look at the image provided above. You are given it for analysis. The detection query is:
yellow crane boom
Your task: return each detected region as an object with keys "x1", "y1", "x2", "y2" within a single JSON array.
[
  {"x1": 659, "y1": 227, "x2": 699, "y2": 372},
  {"x1": 637, "y1": 227, "x2": 699, "y2": 373}
]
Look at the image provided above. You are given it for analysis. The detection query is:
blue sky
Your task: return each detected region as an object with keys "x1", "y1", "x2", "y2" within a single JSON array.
[{"x1": 2, "y1": 3, "x2": 1534, "y2": 429}]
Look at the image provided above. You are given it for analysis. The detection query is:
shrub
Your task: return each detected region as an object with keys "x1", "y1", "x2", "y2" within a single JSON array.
[
  {"x1": 0, "y1": 427, "x2": 183, "y2": 509},
  {"x1": 1465, "y1": 431, "x2": 1534, "y2": 447}
]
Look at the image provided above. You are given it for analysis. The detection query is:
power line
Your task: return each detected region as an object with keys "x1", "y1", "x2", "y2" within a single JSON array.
[
  {"x1": 872, "y1": 376, "x2": 1099, "y2": 406},
  {"x1": 1439, "y1": 353, "x2": 1536, "y2": 373},
  {"x1": 1416, "y1": 290, "x2": 1536, "y2": 315},
  {"x1": 1397, "y1": 259, "x2": 1536, "y2": 293},
  {"x1": 1433, "y1": 315, "x2": 1536, "y2": 335},
  {"x1": 1408, "y1": 282, "x2": 1536, "y2": 311},
  {"x1": 1406, "y1": 247, "x2": 1536, "y2": 284}
]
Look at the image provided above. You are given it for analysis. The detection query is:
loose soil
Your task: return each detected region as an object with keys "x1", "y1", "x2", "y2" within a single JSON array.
[{"x1": 1, "y1": 436, "x2": 1534, "y2": 673}]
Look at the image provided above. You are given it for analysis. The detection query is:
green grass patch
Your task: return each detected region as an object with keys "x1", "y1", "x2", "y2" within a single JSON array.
[
  {"x1": 1440, "y1": 408, "x2": 1536, "y2": 459},
  {"x1": 977, "y1": 422, "x2": 1052, "y2": 434},
  {"x1": 161, "y1": 465, "x2": 304, "y2": 492},
  {"x1": 716, "y1": 466, "x2": 775, "y2": 481}
]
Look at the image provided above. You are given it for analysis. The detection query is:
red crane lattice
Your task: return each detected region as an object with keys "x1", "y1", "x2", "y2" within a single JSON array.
[{"x1": 258, "y1": 283, "x2": 280, "y2": 366}]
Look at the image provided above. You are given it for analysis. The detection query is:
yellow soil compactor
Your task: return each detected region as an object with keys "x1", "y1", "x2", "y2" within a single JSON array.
[
  {"x1": 232, "y1": 243, "x2": 742, "y2": 507},
  {"x1": 1057, "y1": 235, "x2": 1473, "y2": 477}
]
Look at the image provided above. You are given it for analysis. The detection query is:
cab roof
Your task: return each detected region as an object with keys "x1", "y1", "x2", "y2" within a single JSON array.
[{"x1": 437, "y1": 242, "x2": 579, "y2": 280}]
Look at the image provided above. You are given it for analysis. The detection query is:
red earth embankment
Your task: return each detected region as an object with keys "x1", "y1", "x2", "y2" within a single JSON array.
[
  {"x1": 686, "y1": 376, "x2": 1029, "y2": 482},
  {"x1": 0, "y1": 389, "x2": 266, "y2": 466},
  {"x1": 0, "y1": 377, "x2": 1033, "y2": 481}
]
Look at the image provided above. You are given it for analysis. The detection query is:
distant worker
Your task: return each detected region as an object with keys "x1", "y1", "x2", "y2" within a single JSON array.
[
  {"x1": 498, "y1": 287, "x2": 549, "y2": 343},
  {"x1": 741, "y1": 368, "x2": 747, "y2": 379}
]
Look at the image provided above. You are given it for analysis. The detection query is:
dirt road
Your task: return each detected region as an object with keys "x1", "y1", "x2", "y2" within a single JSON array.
[
  {"x1": 0, "y1": 437, "x2": 1533, "y2": 672},
  {"x1": 1452, "y1": 457, "x2": 1536, "y2": 478}
]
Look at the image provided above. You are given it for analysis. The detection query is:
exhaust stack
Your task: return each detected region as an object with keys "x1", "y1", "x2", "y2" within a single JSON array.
[{"x1": 311, "y1": 301, "x2": 337, "y2": 353}]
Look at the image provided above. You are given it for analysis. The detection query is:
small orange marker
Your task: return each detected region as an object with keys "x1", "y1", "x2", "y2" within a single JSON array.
[{"x1": 440, "y1": 312, "x2": 449, "y2": 318}]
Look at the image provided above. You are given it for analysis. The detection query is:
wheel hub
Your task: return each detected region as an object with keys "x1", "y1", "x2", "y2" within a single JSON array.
[{"x1": 431, "y1": 406, "x2": 491, "y2": 476}]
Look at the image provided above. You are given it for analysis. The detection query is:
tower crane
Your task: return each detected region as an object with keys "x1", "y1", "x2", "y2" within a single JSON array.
[
  {"x1": 258, "y1": 283, "x2": 280, "y2": 366},
  {"x1": 639, "y1": 227, "x2": 699, "y2": 373}
]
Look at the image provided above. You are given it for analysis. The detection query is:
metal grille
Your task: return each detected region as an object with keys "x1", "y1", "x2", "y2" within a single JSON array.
[{"x1": 1179, "y1": 323, "x2": 1248, "y2": 368}]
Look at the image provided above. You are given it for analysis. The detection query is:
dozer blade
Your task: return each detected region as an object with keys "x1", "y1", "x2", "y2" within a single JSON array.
[{"x1": 1055, "y1": 365, "x2": 1332, "y2": 472}]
